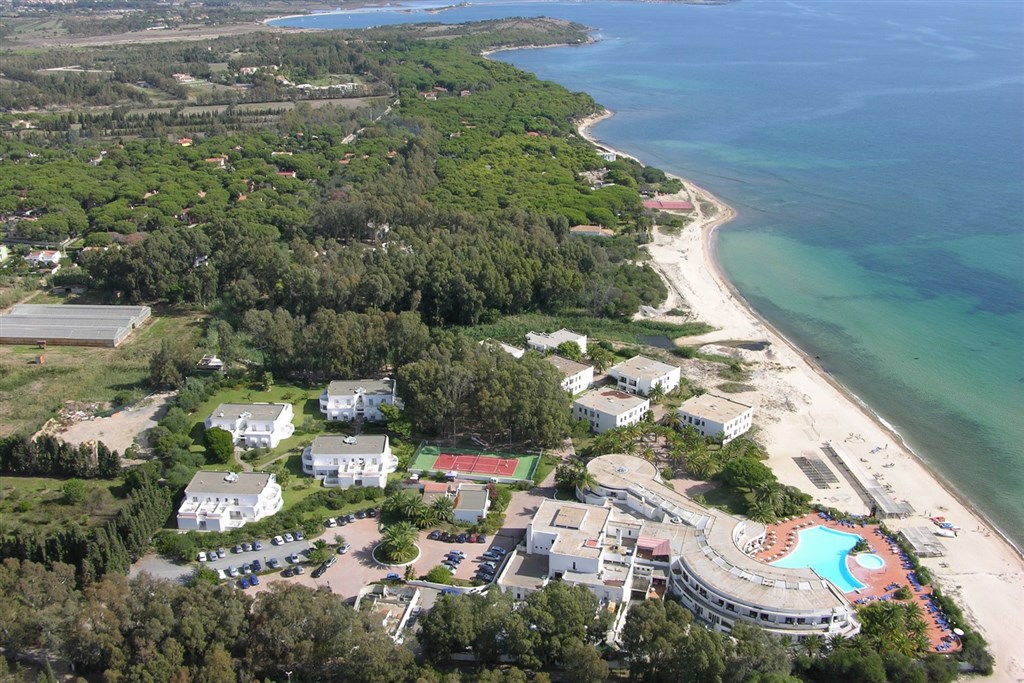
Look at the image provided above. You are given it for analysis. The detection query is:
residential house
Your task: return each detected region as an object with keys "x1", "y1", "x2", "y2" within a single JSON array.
[
  {"x1": 609, "y1": 355, "x2": 681, "y2": 397},
  {"x1": 526, "y1": 328, "x2": 587, "y2": 355},
  {"x1": 545, "y1": 355, "x2": 594, "y2": 396},
  {"x1": 453, "y1": 483, "x2": 490, "y2": 523},
  {"x1": 176, "y1": 471, "x2": 283, "y2": 531},
  {"x1": 302, "y1": 434, "x2": 396, "y2": 489},
  {"x1": 24, "y1": 250, "x2": 62, "y2": 268},
  {"x1": 319, "y1": 378, "x2": 397, "y2": 422},
  {"x1": 676, "y1": 393, "x2": 753, "y2": 443},
  {"x1": 572, "y1": 389, "x2": 650, "y2": 434},
  {"x1": 205, "y1": 403, "x2": 295, "y2": 449}
]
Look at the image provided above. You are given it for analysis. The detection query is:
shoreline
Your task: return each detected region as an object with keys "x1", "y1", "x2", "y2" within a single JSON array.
[{"x1": 578, "y1": 108, "x2": 1024, "y2": 679}]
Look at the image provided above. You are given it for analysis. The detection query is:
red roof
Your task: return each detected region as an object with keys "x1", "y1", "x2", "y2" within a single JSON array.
[
  {"x1": 643, "y1": 199, "x2": 694, "y2": 211},
  {"x1": 422, "y1": 482, "x2": 450, "y2": 494}
]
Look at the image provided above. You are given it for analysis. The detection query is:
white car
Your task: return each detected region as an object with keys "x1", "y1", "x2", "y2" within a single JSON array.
[
  {"x1": 272, "y1": 535, "x2": 285, "y2": 546},
  {"x1": 283, "y1": 533, "x2": 294, "y2": 543},
  {"x1": 197, "y1": 551, "x2": 208, "y2": 562}
]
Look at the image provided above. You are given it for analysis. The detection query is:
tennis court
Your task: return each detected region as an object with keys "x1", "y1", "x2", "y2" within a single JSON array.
[{"x1": 410, "y1": 444, "x2": 539, "y2": 483}]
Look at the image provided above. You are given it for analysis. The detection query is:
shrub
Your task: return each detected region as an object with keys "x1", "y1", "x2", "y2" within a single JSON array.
[
  {"x1": 424, "y1": 566, "x2": 454, "y2": 585},
  {"x1": 62, "y1": 478, "x2": 87, "y2": 505}
]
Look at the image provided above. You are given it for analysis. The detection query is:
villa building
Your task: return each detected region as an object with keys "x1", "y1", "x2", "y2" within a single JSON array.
[
  {"x1": 205, "y1": 403, "x2": 294, "y2": 449},
  {"x1": 453, "y1": 483, "x2": 490, "y2": 523},
  {"x1": 676, "y1": 393, "x2": 753, "y2": 443},
  {"x1": 478, "y1": 338, "x2": 526, "y2": 359},
  {"x1": 572, "y1": 389, "x2": 650, "y2": 434},
  {"x1": 176, "y1": 471, "x2": 283, "y2": 531},
  {"x1": 319, "y1": 379, "x2": 397, "y2": 422},
  {"x1": 24, "y1": 250, "x2": 62, "y2": 268},
  {"x1": 497, "y1": 454, "x2": 860, "y2": 642},
  {"x1": 302, "y1": 434, "x2": 396, "y2": 489},
  {"x1": 609, "y1": 355, "x2": 681, "y2": 397},
  {"x1": 545, "y1": 355, "x2": 594, "y2": 396},
  {"x1": 526, "y1": 328, "x2": 588, "y2": 355}
]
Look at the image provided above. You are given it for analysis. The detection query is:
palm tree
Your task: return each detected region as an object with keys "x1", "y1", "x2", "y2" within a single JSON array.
[
  {"x1": 379, "y1": 521, "x2": 418, "y2": 563},
  {"x1": 746, "y1": 501, "x2": 776, "y2": 524},
  {"x1": 429, "y1": 496, "x2": 455, "y2": 524},
  {"x1": 647, "y1": 384, "x2": 666, "y2": 406},
  {"x1": 753, "y1": 481, "x2": 787, "y2": 516},
  {"x1": 308, "y1": 539, "x2": 332, "y2": 565},
  {"x1": 801, "y1": 634, "x2": 824, "y2": 659}
]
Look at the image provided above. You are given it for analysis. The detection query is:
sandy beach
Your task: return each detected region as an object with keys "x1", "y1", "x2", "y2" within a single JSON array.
[{"x1": 578, "y1": 110, "x2": 1024, "y2": 681}]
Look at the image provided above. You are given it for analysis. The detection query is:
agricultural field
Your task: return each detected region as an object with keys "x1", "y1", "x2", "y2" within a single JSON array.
[{"x1": 0, "y1": 475, "x2": 126, "y2": 534}]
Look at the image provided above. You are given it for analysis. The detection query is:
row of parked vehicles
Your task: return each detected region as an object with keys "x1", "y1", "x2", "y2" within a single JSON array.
[
  {"x1": 427, "y1": 529, "x2": 487, "y2": 544},
  {"x1": 324, "y1": 508, "x2": 378, "y2": 528},
  {"x1": 439, "y1": 546, "x2": 507, "y2": 582},
  {"x1": 197, "y1": 530, "x2": 306, "y2": 563}
]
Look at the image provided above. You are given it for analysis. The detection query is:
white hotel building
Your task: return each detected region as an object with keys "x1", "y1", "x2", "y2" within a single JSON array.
[
  {"x1": 205, "y1": 403, "x2": 295, "y2": 449},
  {"x1": 302, "y1": 434, "x2": 397, "y2": 489},
  {"x1": 176, "y1": 471, "x2": 283, "y2": 531},
  {"x1": 572, "y1": 389, "x2": 649, "y2": 434},
  {"x1": 545, "y1": 355, "x2": 594, "y2": 396},
  {"x1": 608, "y1": 354, "x2": 681, "y2": 397},
  {"x1": 677, "y1": 393, "x2": 754, "y2": 443},
  {"x1": 497, "y1": 454, "x2": 859, "y2": 642},
  {"x1": 526, "y1": 328, "x2": 588, "y2": 355},
  {"x1": 320, "y1": 379, "x2": 398, "y2": 422}
]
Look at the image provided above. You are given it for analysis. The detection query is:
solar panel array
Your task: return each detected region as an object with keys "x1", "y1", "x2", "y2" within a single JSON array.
[{"x1": 793, "y1": 455, "x2": 840, "y2": 489}]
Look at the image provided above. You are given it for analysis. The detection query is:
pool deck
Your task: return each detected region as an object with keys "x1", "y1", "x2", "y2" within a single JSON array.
[{"x1": 753, "y1": 513, "x2": 961, "y2": 654}]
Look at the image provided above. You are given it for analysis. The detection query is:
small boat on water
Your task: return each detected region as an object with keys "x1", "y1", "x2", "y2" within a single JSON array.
[{"x1": 935, "y1": 529, "x2": 957, "y2": 538}]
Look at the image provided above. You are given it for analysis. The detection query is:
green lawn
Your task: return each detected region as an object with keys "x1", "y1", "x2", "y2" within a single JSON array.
[
  {"x1": 700, "y1": 485, "x2": 749, "y2": 516},
  {"x1": 0, "y1": 308, "x2": 204, "y2": 437}
]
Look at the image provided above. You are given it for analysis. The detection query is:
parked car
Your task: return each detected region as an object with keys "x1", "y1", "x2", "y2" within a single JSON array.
[
  {"x1": 480, "y1": 561, "x2": 496, "y2": 571},
  {"x1": 294, "y1": 530, "x2": 305, "y2": 541},
  {"x1": 294, "y1": 566, "x2": 306, "y2": 575},
  {"x1": 468, "y1": 533, "x2": 478, "y2": 543},
  {"x1": 286, "y1": 553, "x2": 300, "y2": 564},
  {"x1": 241, "y1": 564, "x2": 252, "y2": 574},
  {"x1": 492, "y1": 546, "x2": 507, "y2": 555},
  {"x1": 251, "y1": 575, "x2": 260, "y2": 586},
  {"x1": 442, "y1": 562, "x2": 458, "y2": 572},
  {"x1": 385, "y1": 573, "x2": 401, "y2": 581},
  {"x1": 346, "y1": 514, "x2": 356, "y2": 523},
  {"x1": 325, "y1": 518, "x2": 337, "y2": 528},
  {"x1": 456, "y1": 534, "x2": 467, "y2": 543},
  {"x1": 336, "y1": 516, "x2": 347, "y2": 526},
  {"x1": 253, "y1": 540, "x2": 263, "y2": 551},
  {"x1": 441, "y1": 532, "x2": 453, "y2": 543},
  {"x1": 366, "y1": 508, "x2": 378, "y2": 518},
  {"x1": 449, "y1": 550, "x2": 466, "y2": 558},
  {"x1": 241, "y1": 542, "x2": 252, "y2": 552},
  {"x1": 252, "y1": 559, "x2": 262, "y2": 572},
  {"x1": 283, "y1": 533, "x2": 294, "y2": 543},
  {"x1": 217, "y1": 547, "x2": 227, "y2": 559},
  {"x1": 337, "y1": 543, "x2": 351, "y2": 554},
  {"x1": 197, "y1": 551, "x2": 208, "y2": 562},
  {"x1": 428, "y1": 530, "x2": 441, "y2": 540},
  {"x1": 311, "y1": 565, "x2": 327, "y2": 579},
  {"x1": 227, "y1": 566, "x2": 239, "y2": 578},
  {"x1": 482, "y1": 553, "x2": 501, "y2": 563},
  {"x1": 272, "y1": 535, "x2": 285, "y2": 546},
  {"x1": 476, "y1": 534, "x2": 487, "y2": 544},
  {"x1": 355, "y1": 510, "x2": 367, "y2": 519},
  {"x1": 475, "y1": 571, "x2": 495, "y2": 582},
  {"x1": 324, "y1": 556, "x2": 337, "y2": 570},
  {"x1": 233, "y1": 544, "x2": 243, "y2": 554},
  {"x1": 268, "y1": 558, "x2": 280, "y2": 569},
  {"x1": 282, "y1": 566, "x2": 294, "y2": 577},
  {"x1": 239, "y1": 576, "x2": 251, "y2": 589}
]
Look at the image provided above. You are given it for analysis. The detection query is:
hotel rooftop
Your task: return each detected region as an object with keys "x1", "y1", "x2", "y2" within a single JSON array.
[
  {"x1": 611, "y1": 354, "x2": 679, "y2": 380},
  {"x1": 678, "y1": 393, "x2": 753, "y2": 423},
  {"x1": 574, "y1": 389, "x2": 648, "y2": 414}
]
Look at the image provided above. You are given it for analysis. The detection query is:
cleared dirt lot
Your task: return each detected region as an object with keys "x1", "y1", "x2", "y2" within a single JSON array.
[{"x1": 58, "y1": 392, "x2": 175, "y2": 454}]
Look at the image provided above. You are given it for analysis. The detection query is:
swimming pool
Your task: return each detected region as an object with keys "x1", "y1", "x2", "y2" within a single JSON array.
[{"x1": 770, "y1": 526, "x2": 865, "y2": 593}]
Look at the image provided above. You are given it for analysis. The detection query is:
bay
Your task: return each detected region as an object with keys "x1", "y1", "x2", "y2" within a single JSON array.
[{"x1": 271, "y1": 0, "x2": 1024, "y2": 547}]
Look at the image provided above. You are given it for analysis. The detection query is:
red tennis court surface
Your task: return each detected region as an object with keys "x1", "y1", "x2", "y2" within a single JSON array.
[{"x1": 433, "y1": 453, "x2": 517, "y2": 476}]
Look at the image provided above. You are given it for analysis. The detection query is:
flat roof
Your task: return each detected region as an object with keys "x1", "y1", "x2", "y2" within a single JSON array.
[
  {"x1": 533, "y1": 499, "x2": 609, "y2": 559},
  {"x1": 574, "y1": 389, "x2": 648, "y2": 415},
  {"x1": 326, "y1": 378, "x2": 394, "y2": 395},
  {"x1": 310, "y1": 434, "x2": 388, "y2": 455},
  {"x1": 678, "y1": 393, "x2": 752, "y2": 423},
  {"x1": 210, "y1": 403, "x2": 288, "y2": 422},
  {"x1": 612, "y1": 354, "x2": 679, "y2": 380},
  {"x1": 527, "y1": 328, "x2": 585, "y2": 346},
  {"x1": 479, "y1": 338, "x2": 525, "y2": 357},
  {"x1": 455, "y1": 488, "x2": 489, "y2": 511},
  {"x1": 185, "y1": 471, "x2": 273, "y2": 496},
  {"x1": 545, "y1": 354, "x2": 592, "y2": 377},
  {"x1": 587, "y1": 454, "x2": 850, "y2": 613}
]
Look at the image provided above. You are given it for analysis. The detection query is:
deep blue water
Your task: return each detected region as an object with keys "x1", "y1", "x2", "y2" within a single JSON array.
[{"x1": 272, "y1": 1, "x2": 1024, "y2": 547}]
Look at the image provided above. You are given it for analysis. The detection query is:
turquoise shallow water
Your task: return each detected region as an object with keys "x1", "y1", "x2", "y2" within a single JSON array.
[
  {"x1": 771, "y1": 526, "x2": 864, "y2": 593},
  {"x1": 273, "y1": 1, "x2": 1024, "y2": 547}
]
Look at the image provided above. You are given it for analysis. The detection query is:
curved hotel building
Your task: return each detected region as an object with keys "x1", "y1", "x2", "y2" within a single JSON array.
[{"x1": 499, "y1": 453, "x2": 859, "y2": 642}]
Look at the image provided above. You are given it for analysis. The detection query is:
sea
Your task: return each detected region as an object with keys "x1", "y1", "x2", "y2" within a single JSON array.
[{"x1": 271, "y1": 0, "x2": 1024, "y2": 549}]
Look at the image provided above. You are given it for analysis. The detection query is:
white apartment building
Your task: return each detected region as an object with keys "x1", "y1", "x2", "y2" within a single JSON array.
[
  {"x1": 609, "y1": 355, "x2": 681, "y2": 397},
  {"x1": 573, "y1": 389, "x2": 650, "y2": 434},
  {"x1": 205, "y1": 403, "x2": 294, "y2": 449},
  {"x1": 302, "y1": 434, "x2": 396, "y2": 489},
  {"x1": 677, "y1": 393, "x2": 754, "y2": 443},
  {"x1": 479, "y1": 338, "x2": 526, "y2": 359},
  {"x1": 526, "y1": 328, "x2": 587, "y2": 355},
  {"x1": 498, "y1": 454, "x2": 860, "y2": 643},
  {"x1": 545, "y1": 355, "x2": 594, "y2": 396},
  {"x1": 320, "y1": 379, "x2": 397, "y2": 422},
  {"x1": 176, "y1": 471, "x2": 283, "y2": 531}
]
